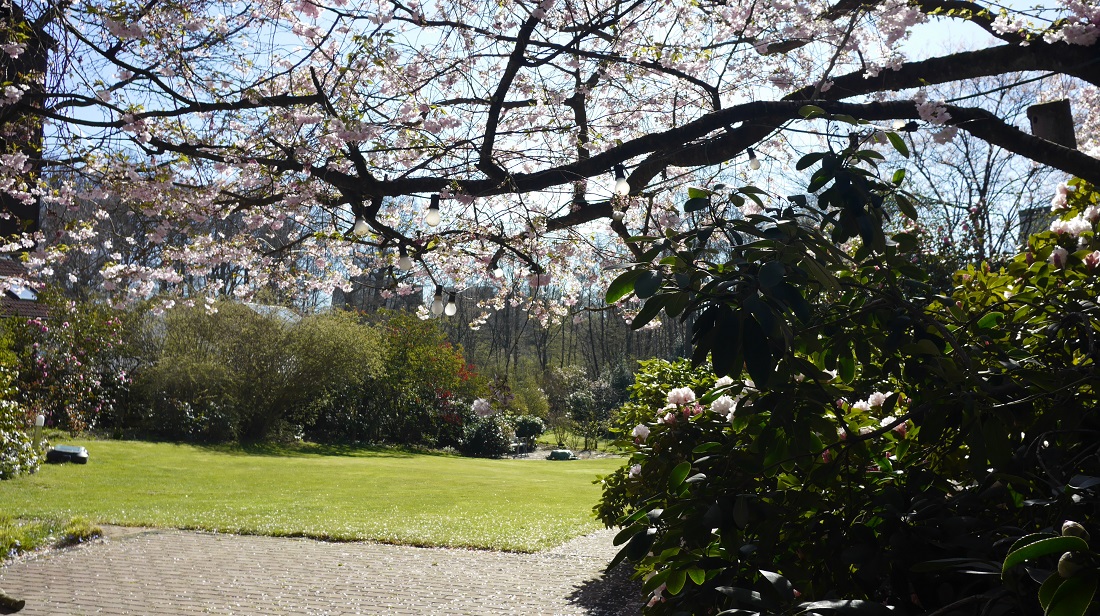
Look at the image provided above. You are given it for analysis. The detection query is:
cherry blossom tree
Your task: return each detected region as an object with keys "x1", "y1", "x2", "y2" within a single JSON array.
[{"x1": 1, "y1": 0, "x2": 1098, "y2": 319}]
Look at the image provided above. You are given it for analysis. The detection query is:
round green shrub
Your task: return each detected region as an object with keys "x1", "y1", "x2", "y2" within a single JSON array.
[
  {"x1": 511, "y1": 414, "x2": 545, "y2": 441},
  {"x1": 459, "y1": 415, "x2": 512, "y2": 458}
]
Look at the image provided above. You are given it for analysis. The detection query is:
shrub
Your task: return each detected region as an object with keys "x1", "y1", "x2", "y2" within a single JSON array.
[
  {"x1": 0, "y1": 329, "x2": 40, "y2": 480},
  {"x1": 511, "y1": 414, "x2": 545, "y2": 443},
  {"x1": 459, "y1": 415, "x2": 512, "y2": 458},
  {"x1": 511, "y1": 377, "x2": 550, "y2": 418},
  {"x1": 9, "y1": 291, "x2": 129, "y2": 434},
  {"x1": 131, "y1": 304, "x2": 385, "y2": 443},
  {"x1": 598, "y1": 133, "x2": 1100, "y2": 615}
]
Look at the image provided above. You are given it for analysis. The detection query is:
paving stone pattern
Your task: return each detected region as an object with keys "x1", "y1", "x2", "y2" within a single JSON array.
[{"x1": 0, "y1": 528, "x2": 643, "y2": 615}]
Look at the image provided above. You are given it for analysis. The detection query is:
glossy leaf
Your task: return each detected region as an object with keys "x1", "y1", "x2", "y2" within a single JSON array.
[
  {"x1": 978, "y1": 312, "x2": 1004, "y2": 329},
  {"x1": 606, "y1": 269, "x2": 643, "y2": 303},
  {"x1": 1003, "y1": 536, "x2": 1089, "y2": 577},
  {"x1": 886, "y1": 132, "x2": 909, "y2": 158},
  {"x1": 635, "y1": 271, "x2": 664, "y2": 299},
  {"x1": 1047, "y1": 574, "x2": 1098, "y2": 616},
  {"x1": 685, "y1": 197, "x2": 711, "y2": 212}
]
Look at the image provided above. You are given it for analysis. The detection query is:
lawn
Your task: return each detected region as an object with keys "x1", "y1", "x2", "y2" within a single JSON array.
[{"x1": 0, "y1": 440, "x2": 623, "y2": 552}]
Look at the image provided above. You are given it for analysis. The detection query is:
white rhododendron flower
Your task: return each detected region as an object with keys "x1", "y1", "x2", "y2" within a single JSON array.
[
  {"x1": 666, "y1": 387, "x2": 696, "y2": 405},
  {"x1": 471, "y1": 398, "x2": 492, "y2": 416},
  {"x1": 711, "y1": 395, "x2": 735, "y2": 417}
]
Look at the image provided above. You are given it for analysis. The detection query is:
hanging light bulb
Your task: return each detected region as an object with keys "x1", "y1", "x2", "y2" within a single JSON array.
[
  {"x1": 747, "y1": 148, "x2": 761, "y2": 170},
  {"x1": 611, "y1": 209, "x2": 625, "y2": 222},
  {"x1": 352, "y1": 214, "x2": 369, "y2": 236},
  {"x1": 430, "y1": 284, "x2": 444, "y2": 316},
  {"x1": 425, "y1": 194, "x2": 441, "y2": 227},
  {"x1": 444, "y1": 291, "x2": 457, "y2": 317},
  {"x1": 613, "y1": 164, "x2": 630, "y2": 196},
  {"x1": 397, "y1": 245, "x2": 414, "y2": 271}
]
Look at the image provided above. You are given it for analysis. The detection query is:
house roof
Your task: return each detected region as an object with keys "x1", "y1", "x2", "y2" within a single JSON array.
[{"x1": 0, "y1": 257, "x2": 48, "y2": 319}]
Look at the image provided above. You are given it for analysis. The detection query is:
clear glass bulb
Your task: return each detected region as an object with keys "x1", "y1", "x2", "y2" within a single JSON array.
[
  {"x1": 431, "y1": 297, "x2": 444, "y2": 315},
  {"x1": 749, "y1": 157, "x2": 761, "y2": 171},
  {"x1": 352, "y1": 216, "x2": 369, "y2": 236},
  {"x1": 493, "y1": 267, "x2": 504, "y2": 278},
  {"x1": 398, "y1": 255, "x2": 414, "y2": 271},
  {"x1": 426, "y1": 207, "x2": 441, "y2": 227},
  {"x1": 614, "y1": 178, "x2": 630, "y2": 196},
  {"x1": 445, "y1": 301, "x2": 457, "y2": 316},
  {"x1": 611, "y1": 210, "x2": 625, "y2": 222}
]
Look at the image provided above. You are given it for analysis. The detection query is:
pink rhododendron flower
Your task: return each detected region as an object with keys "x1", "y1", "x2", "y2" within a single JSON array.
[
  {"x1": 628, "y1": 464, "x2": 642, "y2": 479},
  {"x1": 1051, "y1": 183, "x2": 1072, "y2": 211},
  {"x1": 632, "y1": 424, "x2": 650, "y2": 441},
  {"x1": 1050, "y1": 246, "x2": 1069, "y2": 268},
  {"x1": 1086, "y1": 251, "x2": 1100, "y2": 271}
]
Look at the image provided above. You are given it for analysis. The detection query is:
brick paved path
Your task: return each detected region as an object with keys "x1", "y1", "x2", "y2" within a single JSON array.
[{"x1": 0, "y1": 527, "x2": 642, "y2": 615}]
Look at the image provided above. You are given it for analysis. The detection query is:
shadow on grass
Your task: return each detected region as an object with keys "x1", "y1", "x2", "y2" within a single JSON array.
[
  {"x1": 566, "y1": 562, "x2": 644, "y2": 616},
  {"x1": 192, "y1": 441, "x2": 461, "y2": 459}
]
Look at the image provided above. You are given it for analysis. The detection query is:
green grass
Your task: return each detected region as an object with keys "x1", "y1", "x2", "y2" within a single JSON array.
[
  {"x1": 1, "y1": 514, "x2": 102, "y2": 562},
  {"x1": 0, "y1": 440, "x2": 623, "y2": 552}
]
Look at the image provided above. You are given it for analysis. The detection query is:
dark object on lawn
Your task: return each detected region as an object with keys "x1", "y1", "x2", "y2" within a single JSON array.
[
  {"x1": 46, "y1": 445, "x2": 89, "y2": 464},
  {"x1": 0, "y1": 587, "x2": 25, "y2": 613},
  {"x1": 547, "y1": 449, "x2": 577, "y2": 461}
]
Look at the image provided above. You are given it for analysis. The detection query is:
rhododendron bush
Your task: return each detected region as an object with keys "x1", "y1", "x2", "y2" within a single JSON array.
[
  {"x1": 8, "y1": 291, "x2": 130, "y2": 434},
  {"x1": 0, "y1": 329, "x2": 41, "y2": 480},
  {"x1": 597, "y1": 134, "x2": 1100, "y2": 614},
  {"x1": 0, "y1": 0, "x2": 1099, "y2": 319}
]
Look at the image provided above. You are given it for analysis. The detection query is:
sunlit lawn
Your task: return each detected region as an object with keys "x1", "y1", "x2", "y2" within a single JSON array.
[{"x1": 0, "y1": 440, "x2": 623, "y2": 552}]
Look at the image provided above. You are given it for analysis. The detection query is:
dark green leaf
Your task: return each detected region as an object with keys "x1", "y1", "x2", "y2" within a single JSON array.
[
  {"x1": 1047, "y1": 574, "x2": 1098, "y2": 616},
  {"x1": 1040, "y1": 572, "x2": 1068, "y2": 610},
  {"x1": 631, "y1": 295, "x2": 668, "y2": 330},
  {"x1": 1003, "y1": 536, "x2": 1089, "y2": 577},
  {"x1": 797, "y1": 152, "x2": 826, "y2": 171},
  {"x1": 891, "y1": 169, "x2": 906, "y2": 186},
  {"x1": 692, "y1": 442, "x2": 722, "y2": 453},
  {"x1": 807, "y1": 170, "x2": 832, "y2": 193},
  {"x1": 606, "y1": 269, "x2": 643, "y2": 303},
  {"x1": 886, "y1": 132, "x2": 909, "y2": 158},
  {"x1": 742, "y1": 317, "x2": 773, "y2": 388},
  {"x1": 758, "y1": 261, "x2": 785, "y2": 289},
  {"x1": 761, "y1": 571, "x2": 795, "y2": 602},
  {"x1": 717, "y1": 587, "x2": 768, "y2": 608},
  {"x1": 635, "y1": 271, "x2": 664, "y2": 299},
  {"x1": 625, "y1": 528, "x2": 657, "y2": 561},
  {"x1": 733, "y1": 496, "x2": 749, "y2": 529},
  {"x1": 711, "y1": 310, "x2": 743, "y2": 378},
  {"x1": 797, "y1": 600, "x2": 894, "y2": 616},
  {"x1": 687, "y1": 567, "x2": 706, "y2": 586},
  {"x1": 669, "y1": 461, "x2": 692, "y2": 490},
  {"x1": 685, "y1": 197, "x2": 711, "y2": 212},
  {"x1": 838, "y1": 354, "x2": 855, "y2": 383},
  {"x1": 667, "y1": 569, "x2": 688, "y2": 595}
]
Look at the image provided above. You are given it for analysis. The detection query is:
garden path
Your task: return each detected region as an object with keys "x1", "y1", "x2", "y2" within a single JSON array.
[{"x1": 0, "y1": 527, "x2": 641, "y2": 615}]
